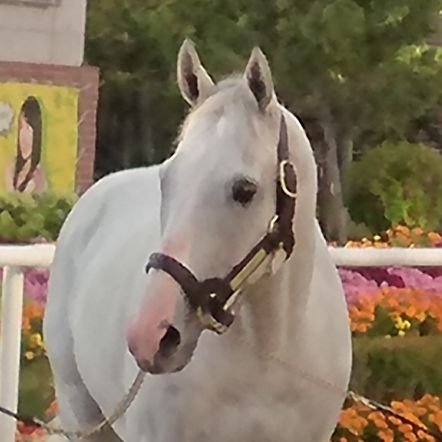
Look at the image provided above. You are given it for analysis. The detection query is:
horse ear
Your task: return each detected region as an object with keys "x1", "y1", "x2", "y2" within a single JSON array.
[
  {"x1": 177, "y1": 39, "x2": 215, "y2": 107},
  {"x1": 244, "y1": 47, "x2": 274, "y2": 111}
]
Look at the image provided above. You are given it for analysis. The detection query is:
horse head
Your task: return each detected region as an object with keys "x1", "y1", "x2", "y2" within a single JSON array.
[{"x1": 127, "y1": 39, "x2": 317, "y2": 374}]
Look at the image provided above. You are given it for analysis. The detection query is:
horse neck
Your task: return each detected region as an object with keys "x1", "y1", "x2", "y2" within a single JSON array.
[
  {"x1": 226, "y1": 106, "x2": 319, "y2": 357},
  {"x1": 231, "y1": 216, "x2": 317, "y2": 357}
]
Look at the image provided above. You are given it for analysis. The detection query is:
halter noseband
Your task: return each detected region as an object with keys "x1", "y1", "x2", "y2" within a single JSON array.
[{"x1": 145, "y1": 114, "x2": 297, "y2": 334}]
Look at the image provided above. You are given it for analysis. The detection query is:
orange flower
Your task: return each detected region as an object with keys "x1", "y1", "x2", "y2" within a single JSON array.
[
  {"x1": 405, "y1": 305, "x2": 417, "y2": 318},
  {"x1": 428, "y1": 231, "x2": 442, "y2": 245},
  {"x1": 368, "y1": 411, "x2": 389, "y2": 429},
  {"x1": 338, "y1": 408, "x2": 368, "y2": 436},
  {"x1": 405, "y1": 432, "x2": 418, "y2": 442},
  {"x1": 388, "y1": 415, "x2": 403, "y2": 426},
  {"x1": 377, "y1": 428, "x2": 394, "y2": 442},
  {"x1": 418, "y1": 395, "x2": 440, "y2": 407},
  {"x1": 398, "y1": 423, "x2": 414, "y2": 434},
  {"x1": 412, "y1": 227, "x2": 424, "y2": 236},
  {"x1": 417, "y1": 429, "x2": 436, "y2": 442},
  {"x1": 429, "y1": 410, "x2": 442, "y2": 431}
]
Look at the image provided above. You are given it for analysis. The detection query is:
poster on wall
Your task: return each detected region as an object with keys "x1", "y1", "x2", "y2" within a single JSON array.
[{"x1": 0, "y1": 82, "x2": 79, "y2": 194}]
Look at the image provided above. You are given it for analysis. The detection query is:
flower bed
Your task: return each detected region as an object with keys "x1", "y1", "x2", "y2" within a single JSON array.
[
  {"x1": 3, "y1": 225, "x2": 441, "y2": 440},
  {"x1": 343, "y1": 225, "x2": 442, "y2": 248},
  {"x1": 334, "y1": 394, "x2": 442, "y2": 442},
  {"x1": 12, "y1": 273, "x2": 442, "y2": 441},
  {"x1": 340, "y1": 266, "x2": 442, "y2": 337}
]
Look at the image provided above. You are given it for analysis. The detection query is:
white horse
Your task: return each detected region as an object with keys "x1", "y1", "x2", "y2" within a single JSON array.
[{"x1": 43, "y1": 40, "x2": 352, "y2": 442}]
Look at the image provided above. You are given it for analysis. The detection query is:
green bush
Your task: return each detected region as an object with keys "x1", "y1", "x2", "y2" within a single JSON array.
[
  {"x1": 346, "y1": 141, "x2": 442, "y2": 233},
  {"x1": 19, "y1": 358, "x2": 54, "y2": 420},
  {"x1": 351, "y1": 336, "x2": 442, "y2": 403},
  {"x1": 0, "y1": 192, "x2": 77, "y2": 243}
]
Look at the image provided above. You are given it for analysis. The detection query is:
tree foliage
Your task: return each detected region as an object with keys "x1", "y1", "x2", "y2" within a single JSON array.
[
  {"x1": 347, "y1": 141, "x2": 442, "y2": 232},
  {"x1": 85, "y1": 0, "x2": 442, "y2": 239}
]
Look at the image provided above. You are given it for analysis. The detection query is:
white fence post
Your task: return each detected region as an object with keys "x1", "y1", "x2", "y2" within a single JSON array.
[{"x1": 0, "y1": 266, "x2": 25, "y2": 442}]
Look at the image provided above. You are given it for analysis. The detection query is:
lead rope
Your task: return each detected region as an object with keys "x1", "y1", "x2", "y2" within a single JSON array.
[{"x1": 2, "y1": 369, "x2": 145, "y2": 440}]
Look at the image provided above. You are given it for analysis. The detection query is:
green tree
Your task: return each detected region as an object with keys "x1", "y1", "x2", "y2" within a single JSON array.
[
  {"x1": 85, "y1": 0, "x2": 442, "y2": 241},
  {"x1": 347, "y1": 141, "x2": 442, "y2": 232},
  {"x1": 271, "y1": 0, "x2": 442, "y2": 242}
]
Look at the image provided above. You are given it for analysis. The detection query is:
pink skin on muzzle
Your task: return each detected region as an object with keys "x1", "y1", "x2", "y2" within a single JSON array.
[{"x1": 126, "y1": 237, "x2": 187, "y2": 366}]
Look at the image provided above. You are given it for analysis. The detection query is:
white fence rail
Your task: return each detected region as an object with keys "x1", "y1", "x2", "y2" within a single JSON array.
[
  {"x1": 329, "y1": 246, "x2": 442, "y2": 267},
  {"x1": 0, "y1": 244, "x2": 441, "y2": 442}
]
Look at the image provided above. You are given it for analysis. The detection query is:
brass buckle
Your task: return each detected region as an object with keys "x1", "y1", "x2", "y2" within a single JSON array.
[{"x1": 279, "y1": 160, "x2": 297, "y2": 198}]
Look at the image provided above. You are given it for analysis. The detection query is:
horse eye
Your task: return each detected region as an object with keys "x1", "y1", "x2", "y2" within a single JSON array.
[{"x1": 231, "y1": 178, "x2": 257, "y2": 205}]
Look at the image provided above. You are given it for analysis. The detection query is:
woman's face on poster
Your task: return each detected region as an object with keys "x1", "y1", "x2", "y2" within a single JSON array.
[{"x1": 18, "y1": 112, "x2": 33, "y2": 158}]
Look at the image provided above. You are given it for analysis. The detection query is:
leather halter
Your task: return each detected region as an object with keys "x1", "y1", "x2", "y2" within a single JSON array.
[{"x1": 145, "y1": 114, "x2": 297, "y2": 334}]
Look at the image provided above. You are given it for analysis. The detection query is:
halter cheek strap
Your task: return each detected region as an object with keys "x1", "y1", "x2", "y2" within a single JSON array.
[{"x1": 145, "y1": 113, "x2": 297, "y2": 334}]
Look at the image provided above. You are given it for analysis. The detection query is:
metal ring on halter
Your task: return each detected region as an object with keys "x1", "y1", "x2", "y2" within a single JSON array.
[
  {"x1": 268, "y1": 215, "x2": 286, "y2": 252},
  {"x1": 196, "y1": 306, "x2": 229, "y2": 334},
  {"x1": 279, "y1": 160, "x2": 297, "y2": 199},
  {"x1": 268, "y1": 214, "x2": 279, "y2": 234}
]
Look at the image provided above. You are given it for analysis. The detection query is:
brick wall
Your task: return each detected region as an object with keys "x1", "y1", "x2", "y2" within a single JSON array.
[{"x1": 0, "y1": 61, "x2": 99, "y2": 194}]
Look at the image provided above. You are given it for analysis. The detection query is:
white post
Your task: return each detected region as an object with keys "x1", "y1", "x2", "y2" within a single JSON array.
[{"x1": 0, "y1": 266, "x2": 25, "y2": 442}]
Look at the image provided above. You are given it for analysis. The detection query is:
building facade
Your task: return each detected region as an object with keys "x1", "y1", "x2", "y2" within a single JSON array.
[
  {"x1": 0, "y1": 0, "x2": 86, "y2": 66},
  {"x1": 0, "y1": 0, "x2": 98, "y2": 194}
]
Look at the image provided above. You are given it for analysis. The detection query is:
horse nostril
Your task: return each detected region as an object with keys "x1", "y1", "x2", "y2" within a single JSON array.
[{"x1": 159, "y1": 325, "x2": 181, "y2": 357}]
